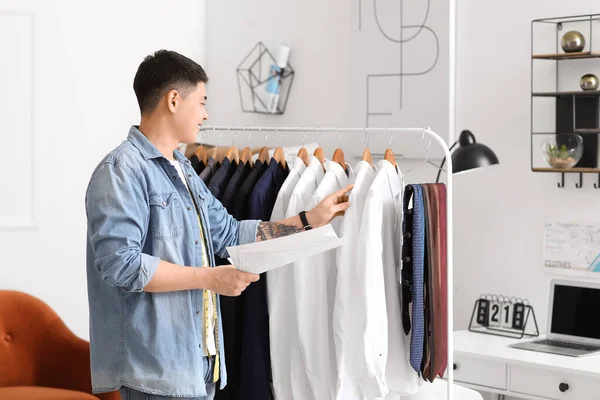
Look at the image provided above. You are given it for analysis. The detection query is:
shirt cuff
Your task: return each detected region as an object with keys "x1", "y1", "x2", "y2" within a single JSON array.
[
  {"x1": 125, "y1": 253, "x2": 161, "y2": 292},
  {"x1": 238, "y1": 219, "x2": 261, "y2": 245}
]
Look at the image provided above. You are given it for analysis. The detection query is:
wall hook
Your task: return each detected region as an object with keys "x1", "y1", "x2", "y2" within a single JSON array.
[
  {"x1": 575, "y1": 172, "x2": 583, "y2": 188},
  {"x1": 558, "y1": 172, "x2": 565, "y2": 188}
]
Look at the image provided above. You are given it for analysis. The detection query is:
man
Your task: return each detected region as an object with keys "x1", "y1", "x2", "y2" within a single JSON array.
[{"x1": 85, "y1": 50, "x2": 351, "y2": 400}]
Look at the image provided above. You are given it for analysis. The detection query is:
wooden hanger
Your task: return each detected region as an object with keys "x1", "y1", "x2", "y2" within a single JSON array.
[
  {"x1": 241, "y1": 146, "x2": 253, "y2": 167},
  {"x1": 332, "y1": 148, "x2": 347, "y2": 172},
  {"x1": 258, "y1": 146, "x2": 270, "y2": 163},
  {"x1": 313, "y1": 148, "x2": 325, "y2": 168},
  {"x1": 211, "y1": 146, "x2": 224, "y2": 164},
  {"x1": 194, "y1": 145, "x2": 208, "y2": 165},
  {"x1": 273, "y1": 146, "x2": 287, "y2": 169},
  {"x1": 313, "y1": 129, "x2": 326, "y2": 169},
  {"x1": 362, "y1": 148, "x2": 373, "y2": 166},
  {"x1": 226, "y1": 145, "x2": 240, "y2": 164},
  {"x1": 297, "y1": 148, "x2": 309, "y2": 166},
  {"x1": 384, "y1": 148, "x2": 396, "y2": 167}
]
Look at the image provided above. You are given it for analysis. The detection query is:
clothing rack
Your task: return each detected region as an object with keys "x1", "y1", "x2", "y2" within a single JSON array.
[{"x1": 197, "y1": 125, "x2": 454, "y2": 400}]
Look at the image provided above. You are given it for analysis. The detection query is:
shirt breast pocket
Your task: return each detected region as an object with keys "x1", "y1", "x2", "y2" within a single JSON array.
[{"x1": 148, "y1": 192, "x2": 183, "y2": 240}]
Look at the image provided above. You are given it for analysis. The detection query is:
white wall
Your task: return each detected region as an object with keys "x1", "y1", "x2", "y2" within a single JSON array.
[
  {"x1": 205, "y1": 0, "x2": 355, "y2": 156},
  {"x1": 205, "y1": 0, "x2": 444, "y2": 181},
  {"x1": 455, "y1": 2, "x2": 600, "y2": 399},
  {"x1": 0, "y1": 0, "x2": 207, "y2": 340}
]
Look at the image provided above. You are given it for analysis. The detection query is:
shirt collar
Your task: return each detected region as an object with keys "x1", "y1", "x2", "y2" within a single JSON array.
[
  {"x1": 292, "y1": 156, "x2": 308, "y2": 174},
  {"x1": 354, "y1": 160, "x2": 371, "y2": 176},
  {"x1": 127, "y1": 126, "x2": 166, "y2": 161},
  {"x1": 267, "y1": 158, "x2": 288, "y2": 188},
  {"x1": 307, "y1": 156, "x2": 325, "y2": 182},
  {"x1": 326, "y1": 160, "x2": 354, "y2": 188},
  {"x1": 378, "y1": 159, "x2": 402, "y2": 199}
]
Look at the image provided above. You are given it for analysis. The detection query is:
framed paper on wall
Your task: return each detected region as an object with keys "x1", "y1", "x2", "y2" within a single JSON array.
[{"x1": 543, "y1": 218, "x2": 600, "y2": 276}]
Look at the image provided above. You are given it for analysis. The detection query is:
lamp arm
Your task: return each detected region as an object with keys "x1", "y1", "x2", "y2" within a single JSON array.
[{"x1": 435, "y1": 140, "x2": 459, "y2": 183}]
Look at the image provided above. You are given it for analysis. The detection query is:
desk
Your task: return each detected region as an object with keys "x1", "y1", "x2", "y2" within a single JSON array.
[{"x1": 452, "y1": 330, "x2": 600, "y2": 399}]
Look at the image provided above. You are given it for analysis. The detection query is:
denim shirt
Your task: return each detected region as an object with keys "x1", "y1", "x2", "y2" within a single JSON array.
[{"x1": 85, "y1": 126, "x2": 260, "y2": 397}]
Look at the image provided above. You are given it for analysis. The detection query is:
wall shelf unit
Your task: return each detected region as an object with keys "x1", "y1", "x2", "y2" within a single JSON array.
[{"x1": 531, "y1": 13, "x2": 600, "y2": 188}]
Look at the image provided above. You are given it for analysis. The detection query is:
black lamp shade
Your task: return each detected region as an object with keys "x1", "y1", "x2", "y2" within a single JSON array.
[{"x1": 451, "y1": 130, "x2": 499, "y2": 174}]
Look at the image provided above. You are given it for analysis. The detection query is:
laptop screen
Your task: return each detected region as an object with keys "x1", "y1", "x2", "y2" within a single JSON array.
[{"x1": 551, "y1": 284, "x2": 600, "y2": 340}]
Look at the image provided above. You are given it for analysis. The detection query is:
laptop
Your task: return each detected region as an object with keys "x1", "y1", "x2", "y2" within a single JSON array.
[{"x1": 509, "y1": 280, "x2": 600, "y2": 357}]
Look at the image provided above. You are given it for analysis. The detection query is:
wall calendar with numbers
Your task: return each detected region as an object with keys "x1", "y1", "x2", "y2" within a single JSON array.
[{"x1": 543, "y1": 219, "x2": 600, "y2": 274}]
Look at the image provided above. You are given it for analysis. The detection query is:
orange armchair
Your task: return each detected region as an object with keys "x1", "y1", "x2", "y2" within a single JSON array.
[{"x1": 0, "y1": 290, "x2": 120, "y2": 400}]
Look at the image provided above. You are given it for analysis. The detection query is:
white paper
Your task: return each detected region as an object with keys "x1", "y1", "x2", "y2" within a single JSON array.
[
  {"x1": 543, "y1": 218, "x2": 600, "y2": 273},
  {"x1": 226, "y1": 224, "x2": 343, "y2": 274}
]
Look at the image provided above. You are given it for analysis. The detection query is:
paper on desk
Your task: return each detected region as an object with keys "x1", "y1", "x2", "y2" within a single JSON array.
[{"x1": 226, "y1": 224, "x2": 343, "y2": 274}]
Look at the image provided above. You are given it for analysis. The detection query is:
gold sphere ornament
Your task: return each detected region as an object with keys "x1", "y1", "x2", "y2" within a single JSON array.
[
  {"x1": 561, "y1": 31, "x2": 586, "y2": 53},
  {"x1": 580, "y1": 74, "x2": 599, "y2": 91}
]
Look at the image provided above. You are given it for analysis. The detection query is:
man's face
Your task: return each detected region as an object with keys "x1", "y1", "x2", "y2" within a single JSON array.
[{"x1": 171, "y1": 81, "x2": 208, "y2": 144}]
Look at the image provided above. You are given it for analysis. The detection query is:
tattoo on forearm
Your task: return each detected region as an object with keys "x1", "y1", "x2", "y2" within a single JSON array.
[{"x1": 256, "y1": 222, "x2": 303, "y2": 241}]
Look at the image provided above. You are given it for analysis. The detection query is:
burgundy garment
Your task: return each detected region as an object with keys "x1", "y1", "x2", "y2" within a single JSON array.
[
  {"x1": 421, "y1": 184, "x2": 447, "y2": 382},
  {"x1": 434, "y1": 183, "x2": 448, "y2": 378}
]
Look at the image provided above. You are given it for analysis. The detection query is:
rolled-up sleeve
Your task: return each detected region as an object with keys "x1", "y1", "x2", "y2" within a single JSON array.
[
  {"x1": 204, "y1": 188, "x2": 260, "y2": 258},
  {"x1": 86, "y1": 162, "x2": 159, "y2": 292},
  {"x1": 238, "y1": 219, "x2": 261, "y2": 246}
]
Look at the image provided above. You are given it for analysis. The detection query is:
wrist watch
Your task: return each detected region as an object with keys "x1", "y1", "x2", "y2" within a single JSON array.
[{"x1": 299, "y1": 211, "x2": 312, "y2": 230}]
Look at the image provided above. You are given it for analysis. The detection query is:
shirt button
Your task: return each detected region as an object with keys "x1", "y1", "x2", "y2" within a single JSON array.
[
  {"x1": 162, "y1": 202, "x2": 166, "y2": 206},
  {"x1": 197, "y1": 310, "x2": 200, "y2": 315},
  {"x1": 195, "y1": 240, "x2": 199, "y2": 245},
  {"x1": 187, "y1": 174, "x2": 192, "y2": 178},
  {"x1": 187, "y1": 206, "x2": 192, "y2": 211},
  {"x1": 172, "y1": 175, "x2": 176, "y2": 180}
]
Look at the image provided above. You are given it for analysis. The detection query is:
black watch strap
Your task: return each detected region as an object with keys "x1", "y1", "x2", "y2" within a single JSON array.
[{"x1": 299, "y1": 211, "x2": 312, "y2": 230}]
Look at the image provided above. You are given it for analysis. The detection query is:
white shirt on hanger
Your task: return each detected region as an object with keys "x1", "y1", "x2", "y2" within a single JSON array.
[
  {"x1": 266, "y1": 156, "x2": 307, "y2": 400},
  {"x1": 355, "y1": 160, "x2": 418, "y2": 397},
  {"x1": 294, "y1": 160, "x2": 354, "y2": 400},
  {"x1": 333, "y1": 160, "x2": 377, "y2": 400},
  {"x1": 273, "y1": 155, "x2": 325, "y2": 400},
  {"x1": 269, "y1": 156, "x2": 307, "y2": 224}
]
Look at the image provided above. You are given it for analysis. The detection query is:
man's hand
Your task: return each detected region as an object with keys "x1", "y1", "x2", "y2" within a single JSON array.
[
  {"x1": 206, "y1": 265, "x2": 259, "y2": 296},
  {"x1": 306, "y1": 184, "x2": 353, "y2": 228},
  {"x1": 255, "y1": 184, "x2": 353, "y2": 242}
]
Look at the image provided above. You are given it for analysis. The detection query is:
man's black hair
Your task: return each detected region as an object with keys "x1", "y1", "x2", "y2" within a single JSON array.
[{"x1": 133, "y1": 50, "x2": 208, "y2": 114}]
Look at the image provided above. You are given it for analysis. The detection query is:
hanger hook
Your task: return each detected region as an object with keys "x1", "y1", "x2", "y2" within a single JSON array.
[
  {"x1": 244, "y1": 127, "x2": 251, "y2": 142},
  {"x1": 210, "y1": 126, "x2": 217, "y2": 143},
  {"x1": 302, "y1": 126, "x2": 307, "y2": 146},
  {"x1": 277, "y1": 127, "x2": 284, "y2": 142},
  {"x1": 388, "y1": 127, "x2": 394, "y2": 146},
  {"x1": 337, "y1": 127, "x2": 342, "y2": 144},
  {"x1": 365, "y1": 129, "x2": 369, "y2": 148},
  {"x1": 199, "y1": 129, "x2": 206, "y2": 146},
  {"x1": 317, "y1": 127, "x2": 322, "y2": 145},
  {"x1": 229, "y1": 126, "x2": 237, "y2": 145},
  {"x1": 259, "y1": 126, "x2": 269, "y2": 141}
]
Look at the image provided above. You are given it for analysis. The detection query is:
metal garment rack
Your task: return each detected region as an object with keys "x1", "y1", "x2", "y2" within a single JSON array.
[{"x1": 198, "y1": 125, "x2": 455, "y2": 400}]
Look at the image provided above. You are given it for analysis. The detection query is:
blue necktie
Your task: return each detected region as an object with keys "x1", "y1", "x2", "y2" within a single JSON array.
[{"x1": 409, "y1": 185, "x2": 425, "y2": 373}]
